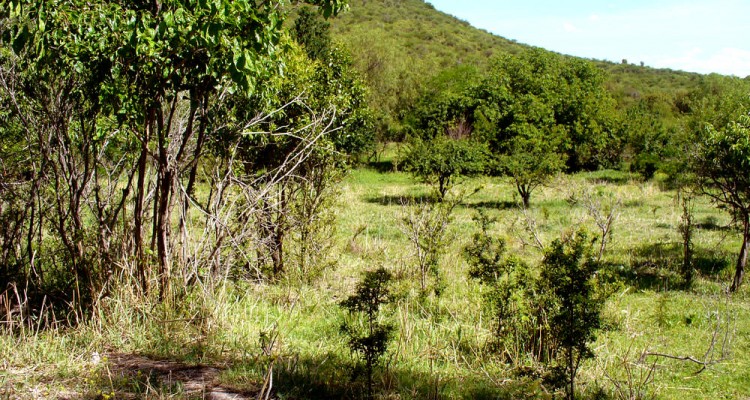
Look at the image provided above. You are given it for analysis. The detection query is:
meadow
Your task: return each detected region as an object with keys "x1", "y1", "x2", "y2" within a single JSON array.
[{"x1": 2, "y1": 156, "x2": 749, "y2": 399}]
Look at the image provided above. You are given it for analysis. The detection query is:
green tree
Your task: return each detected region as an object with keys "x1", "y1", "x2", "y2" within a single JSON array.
[
  {"x1": 693, "y1": 114, "x2": 750, "y2": 292},
  {"x1": 470, "y1": 50, "x2": 617, "y2": 206},
  {"x1": 293, "y1": 6, "x2": 332, "y2": 61},
  {"x1": 463, "y1": 210, "x2": 539, "y2": 362},
  {"x1": 496, "y1": 127, "x2": 567, "y2": 209},
  {"x1": 406, "y1": 64, "x2": 481, "y2": 141},
  {"x1": 403, "y1": 136, "x2": 486, "y2": 200},
  {"x1": 620, "y1": 95, "x2": 679, "y2": 179},
  {"x1": 227, "y1": 39, "x2": 372, "y2": 278},
  {"x1": 556, "y1": 58, "x2": 619, "y2": 170},
  {"x1": 472, "y1": 49, "x2": 570, "y2": 207},
  {"x1": 340, "y1": 267, "x2": 395, "y2": 399}
]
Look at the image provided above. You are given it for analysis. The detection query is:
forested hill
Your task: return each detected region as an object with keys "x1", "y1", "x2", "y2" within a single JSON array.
[
  {"x1": 331, "y1": 0, "x2": 523, "y2": 68},
  {"x1": 328, "y1": 0, "x2": 744, "y2": 135}
]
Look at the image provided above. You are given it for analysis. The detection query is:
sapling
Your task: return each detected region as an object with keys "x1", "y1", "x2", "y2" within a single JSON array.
[
  {"x1": 399, "y1": 198, "x2": 456, "y2": 298},
  {"x1": 678, "y1": 193, "x2": 695, "y2": 287},
  {"x1": 539, "y1": 230, "x2": 605, "y2": 400},
  {"x1": 340, "y1": 268, "x2": 395, "y2": 399}
]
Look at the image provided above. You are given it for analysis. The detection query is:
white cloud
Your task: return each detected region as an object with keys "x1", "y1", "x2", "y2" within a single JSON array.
[
  {"x1": 589, "y1": 14, "x2": 600, "y2": 22},
  {"x1": 563, "y1": 22, "x2": 579, "y2": 33},
  {"x1": 655, "y1": 47, "x2": 750, "y2": 77}
]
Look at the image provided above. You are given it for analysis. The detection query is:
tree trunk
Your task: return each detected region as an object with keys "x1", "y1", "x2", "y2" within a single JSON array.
[
  {"x1": 730, "y1": 214, "x2": 749, "y2": 292},
  {"x1": 438, "y1": 176, "x2": 447, "y2": 202},
  {"x1": 155, "y1": 108, "x2": 172, "y2": 300},
  {"x1": 517, "y1": 183, "x2": 531, "y2": 209},
  {"x1": 568, "y1": 346, "x2": 575, "y2": 400},
  {"x1": 272, "y1": 188, "x2": 287, "y2": 276},
  {"x1": 133, "y1": 125, "x2": 150, "y2": 295}
]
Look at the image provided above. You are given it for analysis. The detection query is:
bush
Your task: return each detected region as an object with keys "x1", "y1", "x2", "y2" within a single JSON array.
[
  {"x1": 340, "y1": 267, "x2": 395, "y2": 399},
  {"x1": 539, "y1": 230, "x2": 606, "y2": 399}
]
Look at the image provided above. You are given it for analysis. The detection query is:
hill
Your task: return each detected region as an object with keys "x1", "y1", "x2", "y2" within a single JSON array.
[
  {"x1": 328, "y1": 0, "x2": 737, "y2": 135},
  {"x1": 328, "y1": 0, "x2": 525, "y2": 138}
]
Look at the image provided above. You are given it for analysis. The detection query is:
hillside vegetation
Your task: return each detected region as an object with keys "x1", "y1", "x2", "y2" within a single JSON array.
[{"x1": 331, "y1": 0, "x2": 749, "y2": 140}]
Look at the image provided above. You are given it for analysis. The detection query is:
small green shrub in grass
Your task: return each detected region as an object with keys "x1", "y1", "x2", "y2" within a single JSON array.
[
  {"x1": 340, "y1": 267, "x2": 395, "y2": 399},
  {"x1": 539, "y1": 230, "x2": 606, "y2": 400},
  {"x1": 463, "y1": 210, "x2": 540, "y2": 363},
  {"x1": 465, "y1": 213, "x2": 607, "y2": 398}
]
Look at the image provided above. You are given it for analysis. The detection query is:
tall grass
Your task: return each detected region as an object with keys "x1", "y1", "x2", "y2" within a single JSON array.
[{"x1": 1, "y1": 168, "x2": 749, "y2": 399}]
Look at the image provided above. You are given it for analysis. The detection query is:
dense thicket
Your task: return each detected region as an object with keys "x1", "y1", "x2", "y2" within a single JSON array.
[{"x1": 0, "y1": 0, "x2": 368, "y2": 313}]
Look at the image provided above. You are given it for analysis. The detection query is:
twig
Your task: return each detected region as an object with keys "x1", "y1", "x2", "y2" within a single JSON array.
[{"x1": 639, "y1": 352, "x2": 718, "y2": 374}]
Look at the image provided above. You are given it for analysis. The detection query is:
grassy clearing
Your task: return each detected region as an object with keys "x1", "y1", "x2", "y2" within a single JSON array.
[{"x1": 1, "y1": 165, "x2": 749, "y2": 399}]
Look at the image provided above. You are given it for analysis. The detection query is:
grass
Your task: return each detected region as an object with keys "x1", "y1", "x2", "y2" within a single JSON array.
[{"x1": 2, "y1": 165, "x2": 749, "y2": 399}]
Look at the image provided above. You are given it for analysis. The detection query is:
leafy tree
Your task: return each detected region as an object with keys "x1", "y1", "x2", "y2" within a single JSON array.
[
  {"x1": 463, "y1": 210, "x2": 539, "y2": 362},
  {"x1": 223, "y1": 37, "x2": 371, "y2": 278},
  {"x1": 1, "y1": 0, "x2": 348, "y2": 303},
  {"x1": 406, "y1": 64, "x2": 481, "y2": 141},
  {"x1": 495, "y1": 128, "x2": 567, "y2": 209},
  {"x1": 403, "y1": 136, "x2": 486, "y2": 200},
  {"x1": 472, "y1": 49, "x2": 571, "y2": 207},
  {"x1": 693, "y1": 114, "x2": 750, "y2": 292},
  {"x1": 620, "y1": 96, "x2": 679, "y2": 179},
  {"x1": 556, "y1": 58, "x2": 619, "y2": 170},
  {"x1": 293, "y1": 6, "x2": 332, "y2": 62}
]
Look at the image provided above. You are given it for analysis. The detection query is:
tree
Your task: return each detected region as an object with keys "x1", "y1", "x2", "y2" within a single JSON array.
[
  {"x1": 693, "y1": 114, "x2": 750, "y2": 292},
  {"x1": 463, "y1": 210, "x2": 539, "y2": 362},
  {"x1": 557, "y1": 58, "x2": 619, "y2": 170},
  {"x1": 406, "y1": 64, "x2": 481, "y2": 141},
  {"x1": 472, "y1": 49, "x2": 569, "y2": 207},
  {"x1": 496, "y1": 127, "x2": 567, "y2": 208},
  {"x1": 340, "y1": 268, "x2": 394, "y2": 399},
  {"x1": 226, "y1": 37, "x2": 372, "y2": 278},
  {"x1": 620, "y1": 95, "x2": 679, "y2": 179},
  {"x1": 293, "y1": 6, "x2": 332, "y2": 62},
  {"x1": 468, "y1": 50, "x2": 617, "y2": 207},
  {"x1": 403, "y1": 136, "x2": 486, "y2": 200}
]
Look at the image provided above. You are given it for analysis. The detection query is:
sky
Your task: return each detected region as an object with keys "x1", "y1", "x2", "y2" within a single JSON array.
[{"x1": 426, "y1": 0, "x2": 750, "y2": 77}]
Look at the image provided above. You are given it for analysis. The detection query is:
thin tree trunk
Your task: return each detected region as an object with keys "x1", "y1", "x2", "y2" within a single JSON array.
[
  {"x1": 730, "y1": 215, "x2": 749, "y2": 292},
  {"x1": 517, "y1": 183, "x2": 531, "y2": 209},
  {"x1": 134, "y1": 120, "x2": 151, "y2": 295},
  {"x1": 569, "y1": 346, "x2": 575, "y2": 400},
  {"x1": 155, "y1": 107, "x2": 172, "y2": 300},
  {"x1": 272, "y1": 188, "x2": 287, "y2": 276}
]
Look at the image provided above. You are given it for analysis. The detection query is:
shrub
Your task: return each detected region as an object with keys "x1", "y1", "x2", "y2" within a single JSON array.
[{"x1": 340, "y1": 267, "x2": 395, "y2": 399}]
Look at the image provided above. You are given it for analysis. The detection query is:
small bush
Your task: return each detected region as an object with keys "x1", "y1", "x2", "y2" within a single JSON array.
[{"x1": 340, "y1": 268, "x2": 395, "y2": 399}]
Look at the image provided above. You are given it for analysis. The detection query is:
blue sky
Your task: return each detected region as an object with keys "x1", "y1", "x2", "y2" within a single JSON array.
[{"x1": 426, "y1": 0, "x2": 750, "y2": 77}]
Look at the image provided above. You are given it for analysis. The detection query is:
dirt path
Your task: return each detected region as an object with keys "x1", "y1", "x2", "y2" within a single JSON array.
[{"x1": 105, "y1": 353, "x2": 252, "y2": 399}]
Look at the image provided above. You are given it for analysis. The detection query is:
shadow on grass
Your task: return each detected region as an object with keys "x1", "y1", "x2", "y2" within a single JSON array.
[
  {"x1": 584, "y1": 171, "x2": 636, "y2": 186},
  {"x1": 694, "y1": 251, "x2": 732, "y2": 277},
  {"x1": 365, "y1": 194, "x2": 522, "y2": 211},
  {"x1": 619, "y1": 242, "x2": 732, "y2": 291},
  {"x1": 695, "y1": 216, "x2": 734, "y2": 232},
  {"x1": 465, "y1": 200, "x2": 519, "y2": 210},
  {"x1": 219, "y1": 351, "x2": 547, "y2": 400},
  {"x1": 365, "y1": 193, "x2": 435, "y2": 206},
  {"x1": 366, "y1": 160, "x2": 397, "y2": 173}
]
